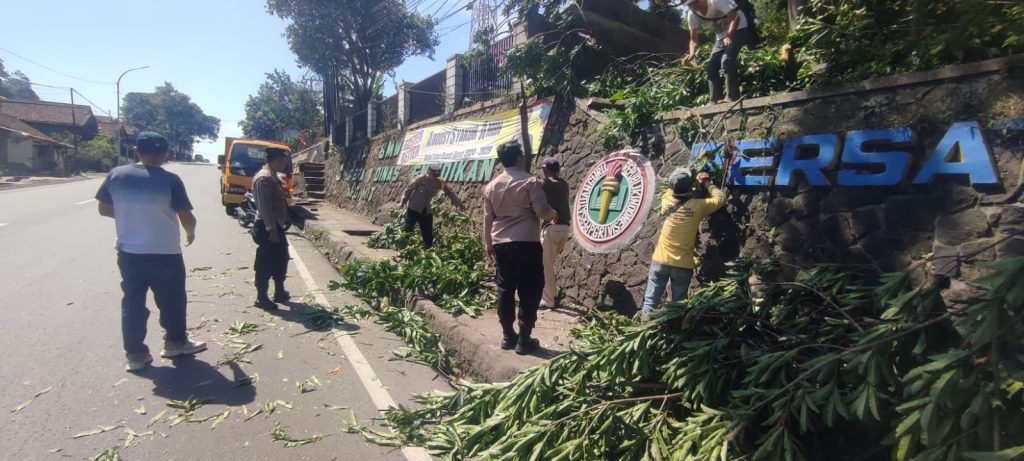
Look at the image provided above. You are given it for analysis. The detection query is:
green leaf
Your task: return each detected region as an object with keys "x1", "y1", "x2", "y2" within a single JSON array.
[{"x1": 962, "y1": 445, "x2": 1024, "y2": 461}]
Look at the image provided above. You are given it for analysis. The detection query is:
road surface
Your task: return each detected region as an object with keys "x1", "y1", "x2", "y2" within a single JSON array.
[{"x1": 0, "y1": 162, "x2": 444, "y2": 460}]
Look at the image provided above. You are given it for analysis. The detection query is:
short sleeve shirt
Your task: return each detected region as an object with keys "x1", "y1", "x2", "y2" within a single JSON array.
[
  {"x1": 651, "y1": 186, "x2": 726, "y2": 269},
  {"x1": 541, "y1": 177, "x2": 572, "y2": 226},
  {"x1": 686, "y1": 0, "x2": 748, "y2": 39},
  {"x1": 96, "y1": 164, "x2": 193, "y2": 254}
]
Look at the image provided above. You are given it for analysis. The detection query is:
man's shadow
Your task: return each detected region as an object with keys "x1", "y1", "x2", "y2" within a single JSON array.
[
  {"x1": 258, "y1": 300, "x2": 362, "y2": 335},
  {"x1": 133, "y1": 357, "x2": 256, "y2": 405}
]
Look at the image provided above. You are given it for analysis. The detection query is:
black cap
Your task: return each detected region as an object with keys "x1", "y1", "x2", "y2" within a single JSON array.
[
  {"x1": 266, "y1": 147, "x2": 287, "y2": 161},
  {"x1": 671, "y1": 170, "x2": 694, "y2": 196},
  {"x1": 135, "y1": 132, "x2": 169, "y2": 154}
]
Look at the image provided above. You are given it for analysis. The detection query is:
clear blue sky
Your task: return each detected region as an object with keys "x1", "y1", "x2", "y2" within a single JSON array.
[{"x1": 0, "y1": 0, "x2": 470, "y2": 158}]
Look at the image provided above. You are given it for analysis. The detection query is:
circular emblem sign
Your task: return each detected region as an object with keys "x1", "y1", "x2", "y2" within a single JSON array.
[{"x1": 572, "y1": 149, "x2": 656, "y2": 253}]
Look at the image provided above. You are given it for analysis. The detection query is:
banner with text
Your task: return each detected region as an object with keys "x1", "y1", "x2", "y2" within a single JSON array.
[{"x1": 397, "y1": 99, "x2": 552, "y2": 166}]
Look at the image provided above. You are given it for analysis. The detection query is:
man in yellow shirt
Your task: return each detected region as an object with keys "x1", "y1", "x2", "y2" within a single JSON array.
[{"x1": 641, "y1": 169, "x2": 726, "y2": 313}]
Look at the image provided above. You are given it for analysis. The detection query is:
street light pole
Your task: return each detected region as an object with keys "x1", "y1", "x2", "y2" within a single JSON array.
[{"x1": 116, "y1": 66, "x2": 149, "y2": 164}]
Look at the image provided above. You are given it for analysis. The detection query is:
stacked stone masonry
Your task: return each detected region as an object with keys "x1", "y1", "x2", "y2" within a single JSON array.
[{"x1": 320, "y1": 65, "x2": 1024, "y2": 309}]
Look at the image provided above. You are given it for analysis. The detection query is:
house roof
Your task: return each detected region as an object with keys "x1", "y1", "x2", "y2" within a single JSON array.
[
  {"x1": 95, "y1": 115, "x2": 119, "y2": 137},
  {"x1": 95, "y1": 115, "x2": 139, "y2": 137},
  {"x1": 0, "y1": 99, "x2": 95, "y2": 127},
  {"x1": 0, "y1": 113, "x2": 73, "y2": 148}
]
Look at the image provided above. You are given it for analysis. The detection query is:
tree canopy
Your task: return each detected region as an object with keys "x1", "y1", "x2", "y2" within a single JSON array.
[
  {"x1": 123, "y1": 83, "x2": 219, "y2": 159},
  {"x1": 240, "y1": 69, "x2": 323, "y2": 141},
  {"x1": 266, "y1": 0, "x2": 438, "y2": 110},
  {"x1": 0, "y1": 59, "x2": 40, "y2": 101}
]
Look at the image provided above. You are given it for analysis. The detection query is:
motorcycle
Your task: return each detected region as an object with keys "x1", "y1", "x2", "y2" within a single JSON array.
[
  {"x1": 236, "y1": 192, "x2": 258, "y2": 228},
  {"x1": 236, "y1": 191, "x2": 292, "y2": 231}
]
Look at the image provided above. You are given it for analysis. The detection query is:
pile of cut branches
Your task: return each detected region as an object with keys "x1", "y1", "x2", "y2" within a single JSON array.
[
  {"x1": 353, "y1": 257, "x2": 1024, "y2": 460},
  {"x1": 354, "y1": 203, "x2": 491, "y2": 318}
]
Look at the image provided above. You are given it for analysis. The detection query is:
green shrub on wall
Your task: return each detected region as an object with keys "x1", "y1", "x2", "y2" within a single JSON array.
[{"x1": 792, "y1": 0, "x2": 1024, "y2": 87}]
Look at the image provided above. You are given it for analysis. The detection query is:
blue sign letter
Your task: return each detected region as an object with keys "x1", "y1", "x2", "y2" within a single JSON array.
[
  {"x1": 731, "y1": 138, "x2": 779, "y2": 186},
  {"x1": 776, "y1": 134, "x2": 840, "y2": 187},
  {"x1": 912, "y1": 122, "x2": 998, "y2": 185},
  {"x1": 837, "y1": 128, "x2": 912, "y2": 186}
]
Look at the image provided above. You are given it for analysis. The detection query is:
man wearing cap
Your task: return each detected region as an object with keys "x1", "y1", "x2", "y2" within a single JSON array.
[
  {"x1": 251, "y1": 147, "x2": 293, "y2": 310},
  {"x1": 681, "y1": 0, "x2": 752, "y2": 104},
  {"x1": 641, "y1": 169, "x2": 726, "y2": 314},
  {"x1": 399, "y1": 164, "x2": 464, "y2": 249},
  {"x1": 96, "y1": 132, "x2": 207, "y2": 372},
  {"x1": 483, "y1": 142, "x2": 558, "y2": 354},
  {"x1": 539, "y1": 156, "x2": 572, "y2": 310}
]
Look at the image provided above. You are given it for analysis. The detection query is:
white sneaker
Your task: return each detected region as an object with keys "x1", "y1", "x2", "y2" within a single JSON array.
[
  {"x1": 161, "y1": 340, "x2": 207, "y2": 358},
  {"x1": 126, "y1": 353, "x2": 153, "y2": 372}
]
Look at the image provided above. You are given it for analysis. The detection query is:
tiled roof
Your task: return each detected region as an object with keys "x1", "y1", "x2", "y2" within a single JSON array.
[
  {"x1": 0, "y1": 112, "x2": 71, "y2": 147},
  {"x1": 0, "y1": 99, "x2": 95, "y2": 127},
  {"x1": 95, "y1": 115, "x2": 139, "y2": 137},
  {"x1": 95, "y1": 115, "x2": 119, "y2": 137}
]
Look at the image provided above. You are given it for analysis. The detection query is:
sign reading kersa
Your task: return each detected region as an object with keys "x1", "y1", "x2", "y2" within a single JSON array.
[
  {"x1": 397, "y1": 100, "x2": 552, "y2": 166},
  {"x1": 572, "y1": 150, "x2": 657, "y2": 253},
  {"x1": 694, "y1": 122, "x2": 1000, "y2": 187}
]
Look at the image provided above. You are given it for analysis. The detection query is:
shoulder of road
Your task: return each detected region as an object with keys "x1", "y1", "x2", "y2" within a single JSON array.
[
  {"x1": 0, "y1": 172, "x2": 105, "y2": 192},
  {"x1": 296, "y1": 201, "x2": 580, "y2": 382}
]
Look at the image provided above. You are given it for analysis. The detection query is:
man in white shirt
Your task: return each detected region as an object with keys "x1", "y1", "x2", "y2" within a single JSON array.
[
  {"x1": 681, "y1": 0, "x2": 751, "y2": 103},
  {"x1": 96, "y1": 132, "x2": 207, "y2": 371}
]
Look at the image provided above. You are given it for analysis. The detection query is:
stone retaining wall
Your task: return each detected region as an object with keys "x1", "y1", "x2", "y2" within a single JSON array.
[{"x1": 323, "y1": 61, "x2": 1024, "y2": 309}]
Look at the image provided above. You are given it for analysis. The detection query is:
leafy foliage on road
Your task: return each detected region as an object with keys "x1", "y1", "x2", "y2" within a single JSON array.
[
  {"x1": 354, "y1": 205, "x2": 491, "y2": 318},
  {"x1": 353, "y1": 257, "x2": 1024, "y2": 460}
]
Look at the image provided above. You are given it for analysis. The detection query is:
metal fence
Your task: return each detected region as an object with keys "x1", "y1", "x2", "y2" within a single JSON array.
[{"x1": 462, "y1": 35, "x2": 515, "y2": 103}]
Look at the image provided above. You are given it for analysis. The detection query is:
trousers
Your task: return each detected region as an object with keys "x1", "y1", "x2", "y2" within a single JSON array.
[
  {"x1": 117, "y1": 252, "x2": 188, "y2": 358},
  {"x1": 254, "y1": 222, "x2": 289, "y2": 295},
  {"x1": 403, "y1": 208, "x2": 434, "y2": 248},
  {"x1": 494, "y1": 241, "x2": 544, "y2": 338}
]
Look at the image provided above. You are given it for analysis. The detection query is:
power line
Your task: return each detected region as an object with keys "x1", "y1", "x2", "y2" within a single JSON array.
[
  {"x1": 2, "y1": 74, "x2": 111, "y2": 116},
  {"x1": 1, "y1": 74, "x2": 71, "y2": 89},
  {"x1": 72, "y1": 89, "x2": 112, "y2": 116},
  {"x1": 0, "y1": 46, "x2": 114, "y2": 85},
  {"x1": 438, "y1": 21, "x2": 471, "y2": 37}
]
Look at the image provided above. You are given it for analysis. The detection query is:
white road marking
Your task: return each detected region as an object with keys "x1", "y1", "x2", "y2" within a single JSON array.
[
  {"x1": 0, "y1": 223, "x2": 8, "y2": 228},
  {"x1": 288, "y1": 243, "x2": 433, "y2": 461},
  {"x1": 76, "y1": 199, "x2": 97, "y2": 205}
]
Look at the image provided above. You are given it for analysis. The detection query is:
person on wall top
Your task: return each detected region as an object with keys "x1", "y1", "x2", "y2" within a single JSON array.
[{"x1": 681, "y1": 0, "x2": 754, "y2": 104}]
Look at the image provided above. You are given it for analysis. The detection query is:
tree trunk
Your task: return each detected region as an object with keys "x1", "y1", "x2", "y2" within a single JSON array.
[{"x1": 517, "y1": 84, "x2": 533, "y2": 171}]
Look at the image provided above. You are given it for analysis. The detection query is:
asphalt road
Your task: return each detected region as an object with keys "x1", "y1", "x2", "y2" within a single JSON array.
[{"x1": 0, "y1": 163, "x2": 446, "y2": 460}]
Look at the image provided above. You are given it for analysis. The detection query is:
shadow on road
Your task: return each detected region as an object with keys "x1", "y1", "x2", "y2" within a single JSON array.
[
  {"x1": 258, "y1": 300, "x2": 362, "y2": 335},
  {"x1": 134, "y1": 357, "x2": 257, "y2": 405}
]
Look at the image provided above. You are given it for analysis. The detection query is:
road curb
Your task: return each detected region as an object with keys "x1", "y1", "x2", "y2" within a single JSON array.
[
  {"x1": 406, "y1": 294, "x2": 544, "y2": 382},
  {"x1": 301, "y1": 216, "x2": 546, "y2": 383}
]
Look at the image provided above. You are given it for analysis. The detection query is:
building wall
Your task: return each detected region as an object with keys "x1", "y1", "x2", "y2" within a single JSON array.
[
  {"x1": 4, "y1": 136, "x2": 35, "y2": 169},
  {"x1": 322, "y1": 63, "x2": 1024, "y2": 309}
]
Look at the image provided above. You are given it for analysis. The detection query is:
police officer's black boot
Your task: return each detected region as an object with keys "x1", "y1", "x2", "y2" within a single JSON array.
[
  {"x1": 515, "y1": 327, "x2": 540, "y2": 355},
  {"x1": 272, "y1": 278, "x2": 290, "y2": 303},
  {"x1": 254, "y1": 278, "x2": 277, "y2": 311}
]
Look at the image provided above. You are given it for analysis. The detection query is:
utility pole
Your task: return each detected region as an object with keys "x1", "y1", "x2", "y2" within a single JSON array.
[
  {"x1": 69, "y1": 88, "x2": 78, "y2": 176},
  {"x1": 116, "y1": 66, "x2": 149, "y2": 164}
]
